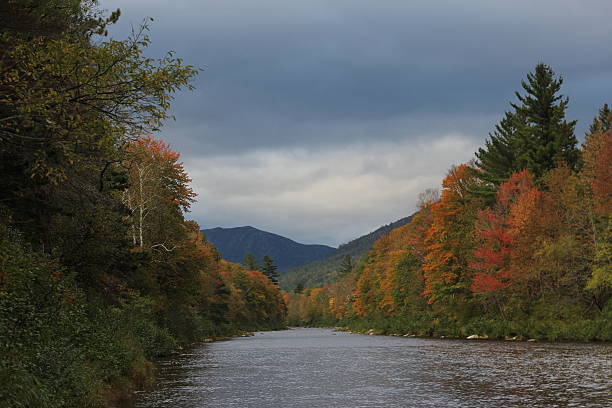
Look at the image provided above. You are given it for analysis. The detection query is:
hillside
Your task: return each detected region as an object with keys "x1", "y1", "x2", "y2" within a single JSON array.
[
  {"x1": 202, "y1": 226, "x2": 336, "y2": 271},
  {"x1": 279, "y1": 216, "x2": 413, "y2": 290}
]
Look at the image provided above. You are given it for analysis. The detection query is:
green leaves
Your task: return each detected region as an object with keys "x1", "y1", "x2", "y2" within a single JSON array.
[
  {"x1": 475, "y1": 63, "x2": 579, "y2": 187},
  {"x1": 0, "y1": 2, "x2": 288, "y2": 407}
]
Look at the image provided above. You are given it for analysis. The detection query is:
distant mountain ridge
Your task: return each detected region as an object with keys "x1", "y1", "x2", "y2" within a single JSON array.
[
  {"x1": 279, "y1": 216, "x2": 414, "y2": 290},
  {"x1": 201, "y1": 226, "x2": 335, "y2": 271}
]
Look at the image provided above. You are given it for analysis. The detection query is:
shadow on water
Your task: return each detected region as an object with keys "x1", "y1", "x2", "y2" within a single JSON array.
[{"x1": 134, "y1": 328, "x2": 612, "y2": 408}]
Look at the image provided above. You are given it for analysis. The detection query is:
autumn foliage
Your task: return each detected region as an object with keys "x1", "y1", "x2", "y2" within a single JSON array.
[
  {"x1": 287, "y1": 107, "x2": 611, "y2": 341},
  {"x1": 0, "y1": 3, "x2": 287, "y2": 406},
  {"x1": 470, "y1": 170, "x2": 538, "y2": 294},
  {"x1": 422, "y1": 164, "x2": 481, "y2": 304}
]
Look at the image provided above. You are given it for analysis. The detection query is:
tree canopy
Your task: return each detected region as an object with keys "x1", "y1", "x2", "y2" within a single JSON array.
[
  {"x1": 475, "y1": 64, "x2": 579, "y2": 197},
  {"x1": 0, "y1": 2, "x2": 287, "y2": 406}
]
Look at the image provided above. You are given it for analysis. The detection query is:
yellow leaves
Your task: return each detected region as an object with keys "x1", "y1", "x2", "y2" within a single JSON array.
[{"x1": 586, "y1": 220, "x2": 612, "y2": 291}]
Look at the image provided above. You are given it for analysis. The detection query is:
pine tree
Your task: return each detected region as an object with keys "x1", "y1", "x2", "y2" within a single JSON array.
[
  {"x1": 339, "y1": 255, "x2": 353, "y2": 276},
  {"x1": 512, "y1": 63, "x2": 579, "y2": 177},
  {"x1": 294, "y1": 282, "x2": 305, "y2": 294},
  {"x1": 588, "y1": 103, "x2": 612, "y2": 134},
  {"x1": 475, "y1": 64, "x2": 579, "y2": 187},
  {"x1": 473, "y1": 110, "x2": 527, "y2": 200},
  {"x1": 243, "y1": 253, "x2": 258, "y2": 270},
  {"x1": 260, "y1": 255, "x2": 279, "y2": 286}
]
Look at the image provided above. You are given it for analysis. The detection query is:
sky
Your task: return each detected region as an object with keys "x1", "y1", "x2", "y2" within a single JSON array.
[{"x1": 102, "y1": 0, "x2": 612, "y2": 247}]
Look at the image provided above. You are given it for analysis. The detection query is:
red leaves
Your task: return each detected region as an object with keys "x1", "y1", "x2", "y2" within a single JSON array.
[
  {"x1": 470, "y1": 170, "x2": 541, "y2": 294},
  {"x1": 497, "y1": 170, "x2": 536, "y2": 209},
  {"x1": 591, "y1": 132, "x2": 612, "y2": 215},
  {"x1": 471, "y1": 272, "x2": 511, "y2": 293},
  {"x1": 126, "y1": 135, "x2": 196, "y2": 212}
]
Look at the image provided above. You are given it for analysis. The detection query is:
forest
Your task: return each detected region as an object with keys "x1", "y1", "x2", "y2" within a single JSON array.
[
  {"x1": 0, "y1": 2, "x2": 286, "y2": 407},
  {"x1": 1, "y1": 1, "x2": 611, "y2": 407},
  {"x1": 287, "y1": 64, "x2": 611, "y2": 342}
]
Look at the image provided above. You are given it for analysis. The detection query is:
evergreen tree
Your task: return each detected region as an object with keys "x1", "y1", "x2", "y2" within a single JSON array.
[
  {"x1": 339, "y1": 254, "x2": 353, "y2": 276},
  {"x1": 588, "y1": 103, "x2": 612, "y2": 134},
  {"x1": 261, "y1": 255, "x2": 279, "y2": 286},
  {"x1": 294, "y1": 282, "x2": 305, "y2": 294},
  {"x1": 243, "y1": 253, "x2": 258, "y2": 270},
  {"x1": 474, "y1": 110, "x2": 527, "y2": 199},
  {"x1": 512, "y1": 63, "x2": 579, "y2": 177},
  {"x1": 475, "y1": 63, "x2": 579, "y2": 188}
]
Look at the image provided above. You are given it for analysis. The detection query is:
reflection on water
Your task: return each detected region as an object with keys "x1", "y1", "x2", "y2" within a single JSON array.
[{"x1": 135, "y1": 328, "x2": 611, "y2": 408}]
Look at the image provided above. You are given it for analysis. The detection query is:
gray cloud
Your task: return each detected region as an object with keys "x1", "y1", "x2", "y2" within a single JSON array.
[
  {"x1": 101, "y1": 0, "x2": 612, "y2": 245},
  {"x1": 184, "y1": 134, "x2": 479, "y2": 245}
]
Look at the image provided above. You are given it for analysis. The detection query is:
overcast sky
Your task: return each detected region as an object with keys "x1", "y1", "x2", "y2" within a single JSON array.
[{"x1": 102, "y1": 0, "x2": 612, "y2": 246}]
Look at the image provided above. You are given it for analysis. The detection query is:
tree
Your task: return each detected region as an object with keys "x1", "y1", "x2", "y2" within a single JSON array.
[
  {"x1": 0, "y1": 3, "x2": 290, "y2": 405},
  {"x1": 588, "y1": 103, "x2": 612, "y2": 134},
  {"x1": 468, "y1": 170, "x2": 543, "y2": 319},
  {"x1": 260, "y1": 255, "x2": 279, "y2": 286},
  {"x1": 123, "y1": 137, "x2": 196, "y2": 258},
  {"x1": 294, "y1": 282, "x2": 305, "y2": 294},
  {"x1": 416, "y1": 188, "x2": 440, "y2": 209},
  {"x1": 581, "y1": 113, "x2": 611, "y2": 306},
  {"x1": 243, "y1": 253, "x2": 258, "y2": 270},
  {"x1": 512, "y1": 64, "x2": 579, "y2": 176},
  {"x1": 475, "y1": 110, "x2": 527, "y2": 192},
  {"x1": 0, "y1": 1, "x2": 197, "y2": 254},
  {"x1": 122, "y1": 136, "x2": 196, "y2": 250},
  {"x1": 475, "y1": 64, "x2": 579, "y2": 187},
  {"x1": 423, "y1": 164, "x2": 482, "y2": 306},
  {"x1": 339, "y1": 255, "x2": 353, "y2": 275}
]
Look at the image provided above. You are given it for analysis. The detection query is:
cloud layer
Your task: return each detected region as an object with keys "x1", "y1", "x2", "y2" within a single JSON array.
[
  {"x1": 102, "y1": 0, "x2": 612, "y2": 245},
  {"x1": 185, "y1": 134, "x2": 478, "y2": 245}
]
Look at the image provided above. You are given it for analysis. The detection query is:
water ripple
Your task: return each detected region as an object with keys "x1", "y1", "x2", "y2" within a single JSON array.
[{"x1": 135, "y1": 328, "x2": 612, "y2": 408}]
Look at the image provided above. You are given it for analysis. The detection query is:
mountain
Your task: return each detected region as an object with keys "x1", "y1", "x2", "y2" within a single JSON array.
[
  {"x1": 201, "y1": 226, "x2": 335, "y2": 271},
  {"x1": 279, "y1": 216, "x2": 413, "y2": 290}
]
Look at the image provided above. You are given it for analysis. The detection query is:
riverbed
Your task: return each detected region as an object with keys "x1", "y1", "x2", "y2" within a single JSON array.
[{"x1": 134, "y1": 327, "x2": 611, "y2": 407}]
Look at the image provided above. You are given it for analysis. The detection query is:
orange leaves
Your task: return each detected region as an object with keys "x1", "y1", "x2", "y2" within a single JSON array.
[
  {"x1": 214, "y1": 255, "x2": 287, "y2": 326},
  {"x1": 353, "y1": 222, "x2": 417, "y2": 316},
  {"x1": 497, "y1": 169, "x2": 537, "y2": 210},
  {"x1": 590, "y1": 131, "x2": 612, "y2": 215},
  {"x1": 470, "y1": 208, "x2": 513, "y2": 294},
  {"x1": 508, "y1": 188, "x2": 542, "y2": 236},
  {"x1": 125, "y1": 135, "x2": 196, "y2": 213},
  {"x1": 499, "y1": 170, "x2": 542, "y2": 239},
  {"x1": 423, "y1": 164, "x2": 481, "y2": 304},
  {"x1": 123, "y1": 135, "x2": 197, "y2": 249},
  {"x1": 470, "y1": 170, "x2": 541, "y2": 294},
  {"x1": 440, "y1": 163, "x2": 474, "y2": 200}
]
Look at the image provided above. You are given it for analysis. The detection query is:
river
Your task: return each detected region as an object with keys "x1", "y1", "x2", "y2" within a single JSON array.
[{"x1": 134, "y1": 328, "x2": 611, "y2": 407}]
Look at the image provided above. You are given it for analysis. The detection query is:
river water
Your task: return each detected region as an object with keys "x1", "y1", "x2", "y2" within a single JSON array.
[{"x1": 134, "y1": 328, "x2": 611, "y2": 407}]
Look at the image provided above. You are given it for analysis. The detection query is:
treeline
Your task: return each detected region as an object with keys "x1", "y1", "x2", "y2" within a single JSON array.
[
  {"x1": 0, "y1": 2, "x2": 285, "y2": 407},
  {"x1": 287, "y1": 64, "x2": 611, "y2": 341},
  {"x1": 280, "y1": 216, "x2": 412, "y2": 290}
]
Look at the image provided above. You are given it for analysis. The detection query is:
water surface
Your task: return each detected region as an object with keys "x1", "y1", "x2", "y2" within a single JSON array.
[{"x1": 135, "y1": 328, "x2": 611, "y2": 407}]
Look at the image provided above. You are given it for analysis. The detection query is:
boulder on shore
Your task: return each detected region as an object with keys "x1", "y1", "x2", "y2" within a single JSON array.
[
  {"x1": 504, "y1": 335, "x2": 523, "y2": 341},
  {"x1": 467, "y1": 334, "x2": 489, "y2": 340}
]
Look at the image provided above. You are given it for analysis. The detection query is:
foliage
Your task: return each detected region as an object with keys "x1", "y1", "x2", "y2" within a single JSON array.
[
  {"x1": 0, "y1": 2, "x2": 288, "y2": 406},
  {"x1": 422, "y1": 164, "x2": 481, "y2": 306},
  {"x1": 0, "y1": 229, "x2": 99, "y2": 408},
  {"x1": 280, "y1": 216, "x2": 413, "y2": 290},
  {"x1": 243, "y1": 253, "x2": 258, "y2": 271},
  {"x1": 260, "y1": 255, "x2": 279, "y2": 286},
  {"x1": 123, "y1": 136, "x2": 196, "y2": 248},
  {"x1": 475, "y1": 63, "x2": 579, "y2": 199},
  {"x1": 287, "y1": 95, "x2": 610, "y2": 342}
]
